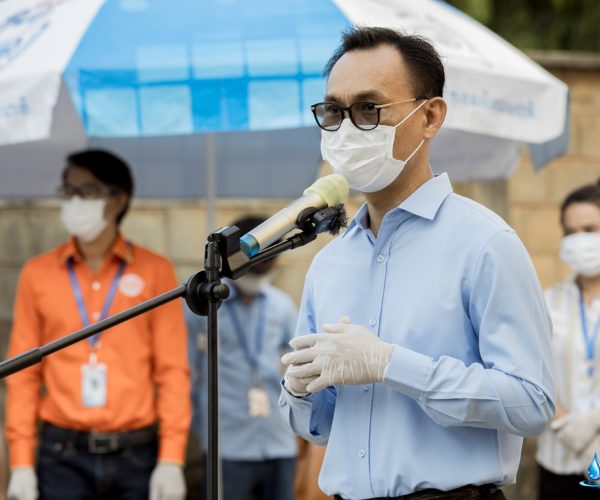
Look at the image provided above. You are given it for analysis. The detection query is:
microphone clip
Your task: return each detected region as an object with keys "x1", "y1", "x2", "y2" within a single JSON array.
[{"x1": 296, "y1": 204, "x2": 348, "y2": 236}]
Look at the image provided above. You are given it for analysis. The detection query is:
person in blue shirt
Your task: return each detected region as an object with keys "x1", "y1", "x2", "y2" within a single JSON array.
[
  {"x1": 186, "y1": 215, "x2": 298, "y2": 500},
  {"x1": 279, "y1": 27, "x2": 556, "y2": 500}
]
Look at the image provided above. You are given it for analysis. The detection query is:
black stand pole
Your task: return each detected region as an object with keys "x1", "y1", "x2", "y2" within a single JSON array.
[
  {"x1": 0, "y1": 204, "x2": 347, "y2": 500},
  {"x1": 203, "y1": 239, "x2": 229, "y2": 500},
  {"x1": 0, "y1": 285, "x2": 187, "y2": 379}
]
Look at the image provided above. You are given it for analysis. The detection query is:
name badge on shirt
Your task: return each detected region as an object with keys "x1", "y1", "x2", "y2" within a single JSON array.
[
  {"x1": 248, "y1": 387, "x2": 270, "y2": 417},
  {"x1": 81, "y1": 354, "x2": 107, "y2": 408}
]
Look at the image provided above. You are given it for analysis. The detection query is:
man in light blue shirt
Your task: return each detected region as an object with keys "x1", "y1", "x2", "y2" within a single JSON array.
[
  {"x1": 279, "y1": 27, "x2": 555, "y2": 500},
  {"x1": 187, "y1": 216, "x2": 298, "y2": 500}
]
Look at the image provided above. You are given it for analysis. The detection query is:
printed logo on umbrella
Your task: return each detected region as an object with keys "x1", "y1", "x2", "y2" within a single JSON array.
[{"x1": 0, "y1": 1, "x2": 56, "y2": 70}]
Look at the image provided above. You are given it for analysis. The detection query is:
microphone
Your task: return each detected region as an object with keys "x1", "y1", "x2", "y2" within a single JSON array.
[{"x1": 240, "y1": 174, "x2": 349, "y2": 257}]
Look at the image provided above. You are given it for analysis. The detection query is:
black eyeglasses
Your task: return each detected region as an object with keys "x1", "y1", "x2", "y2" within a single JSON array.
[
  {"x1": 57, "y1": 183, "x2": 119, "y2": 200},
  {"x1": 310, "y1": 97, "x2": 428, "y2": 131}
]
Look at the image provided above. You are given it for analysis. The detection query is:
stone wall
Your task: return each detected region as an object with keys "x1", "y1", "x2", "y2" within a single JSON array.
[{"x1": 508, "y1": 52, "x2": 600, "y2": 290}]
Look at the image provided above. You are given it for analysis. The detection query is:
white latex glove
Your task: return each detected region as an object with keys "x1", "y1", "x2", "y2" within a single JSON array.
[
  {"x1": 149, "y1": 461, "x2": 186, "y2": 500},
  {"x1": 578, "y1": 434, "x2": 600, "y2": 467},
  {"x1": 283, "y1": 367, "x2": 317, "y2": 397},
  {"x1": 281, "y1": 320, "x2": 394, "y2": 394},
  {"x1": 7, "y1": 467, "x2": 38, "y2": 500},
  {"x1": 551, "y1": 409, "x2": 600, "y2": 454}
]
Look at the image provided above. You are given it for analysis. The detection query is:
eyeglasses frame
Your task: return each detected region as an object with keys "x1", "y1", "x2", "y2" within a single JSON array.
[{"x1": 310, "y1": 96, "x2": 429, "y2": 131}]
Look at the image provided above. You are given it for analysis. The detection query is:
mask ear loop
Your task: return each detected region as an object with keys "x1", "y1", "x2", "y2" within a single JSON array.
[
  {"x1": 393, "y1": 99, "x2": 428, "y2": 128},
  {"x1": 394, "y1": 99, "x2": 428, "y2": 164},
  {"x1": 403, "y1": 138, "x2": 426, "y2": 164}
]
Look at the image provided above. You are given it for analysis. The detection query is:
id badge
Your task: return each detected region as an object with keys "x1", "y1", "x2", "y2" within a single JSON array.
[
  {"x1": 81, "y1": 355, "x2": 107, "y2": 408},
  {"x1": 248, "y1": 387, "x2": 270, "y2": 417}
]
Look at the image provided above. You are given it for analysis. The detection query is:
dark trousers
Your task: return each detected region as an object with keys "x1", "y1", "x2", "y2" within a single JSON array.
[
  {"x1": 537, "y1": 465, "x2": 600, "y2": 500},
  {"x1": 202, "y1": 457, "x2": 295, "y2": 500},
  {"x1": 37, "y1": 427, "x2": 158, "y2": 500},
  {"x1": 334, "y1": 484, "x2": 506, "y2": 500}
]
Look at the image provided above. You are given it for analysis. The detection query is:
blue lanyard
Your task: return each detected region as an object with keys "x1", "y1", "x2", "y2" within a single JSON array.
[
  {"x1": 578, "y1": 291, "x2": 600, "y2": 376},
  {"x1": 226, "y1": 296, "x2": 266, "y2": 377},
  {"x1": 67, "y1": 258, "x2": 127, "y2": 347}
]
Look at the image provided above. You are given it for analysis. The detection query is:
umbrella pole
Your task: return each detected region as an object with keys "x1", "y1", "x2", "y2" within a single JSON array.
[{"x1": 206, "y1": 133, "x2": 217, "y2": 236}]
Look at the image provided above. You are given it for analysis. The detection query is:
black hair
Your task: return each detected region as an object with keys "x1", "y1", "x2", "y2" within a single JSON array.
[
  {"x1": 231, "y1": 215, "x2": 268, "y2": 236},
  {"x1": 323, "y1": 26, "x2": 445, "y2": 99},
  {"x1": 231, "y1": 215, "x2": 279, "y2": 270},
  {"x1": 63, "y1": 149, "x2": 134, "y2": 224},
  {"x1": 560, "y1": 177, "x2": 600, "y2": 225}
]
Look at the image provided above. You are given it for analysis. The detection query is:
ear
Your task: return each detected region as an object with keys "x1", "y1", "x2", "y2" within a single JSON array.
[
  {"x1": 105, "y1": 193, "x2": 129, "y2": 223},
  {"x1": 422, "y1": 97, "x2": 447, "y2": 140}
]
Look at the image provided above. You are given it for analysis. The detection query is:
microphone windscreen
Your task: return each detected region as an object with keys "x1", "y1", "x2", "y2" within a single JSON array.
[{"x1": 304, "y1": 174, "x2": 349, "y2": 207}]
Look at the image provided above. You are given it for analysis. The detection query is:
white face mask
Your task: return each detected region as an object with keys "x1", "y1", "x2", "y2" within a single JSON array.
[
  {"x1": 560, "y1": 232, "x2": 600, "y2": 277},
  {"x1": 320, "y1": 100, "x2": 427, "y2": 193},
  {"x1": 235, "y1": 272, "x2": 273, "y2": 296},
  {"x1": 60, "y1": 196, "x2": 109, "y2": 243}
]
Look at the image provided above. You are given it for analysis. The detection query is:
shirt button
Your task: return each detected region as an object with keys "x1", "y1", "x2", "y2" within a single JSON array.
[
  {"x1": 368, "y1": 318, "x2": 376, "y2": 327},
  {"x1": 363, "y1": 386, "x2": 370, "y2": 392},
  {"x1": 376, "y1": 254, "x2": 384, "y2": 263},
  {"x1": 92, "y1": 282, "x2": 101, "y2": 291},
  {"x1": 91, "y1": 312, "x2": 101, "y2": 321},
  {"x1": 359, "y1": 449, "x2": 366, "y2": 458}
]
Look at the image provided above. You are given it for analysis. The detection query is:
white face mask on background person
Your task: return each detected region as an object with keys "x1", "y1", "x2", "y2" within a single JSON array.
[
  {"x1": 60, "y1": 196, "x2": 109, "y2": 243},
  {"x1": 320, "y1": 100, "x2": 427, "y2": 193},
  {"x1": 560, "y1": 232, "x2": 600, "y2": 277},
  {"x1": 234, "y1": 271, "x2": 274, "y2": 296}
]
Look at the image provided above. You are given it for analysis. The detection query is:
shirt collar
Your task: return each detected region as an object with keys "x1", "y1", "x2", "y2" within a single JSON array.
[
  {"x1": 59, "y1": 233, "x2": 133, "y2": 264},
  {"x1": 342, "y1": 173, "x2": 453, "y2": 238}
]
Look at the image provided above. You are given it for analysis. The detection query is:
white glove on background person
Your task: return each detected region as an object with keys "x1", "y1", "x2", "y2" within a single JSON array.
[
  {"x1": 281, "y1": 320, "x2": 394, "y2": 394},
  {"x1": 7, "y1": 467, "x2": 38, "y2": 500},
  {"x1": 149, "y1": 461, "x2": 186, "y2": 500},
  {"x1": 577, "y1": 434, "x2": 600, "y2": 467},
  {"x1": 551, "y1": 409, "x2": 600, "y2": 454}
]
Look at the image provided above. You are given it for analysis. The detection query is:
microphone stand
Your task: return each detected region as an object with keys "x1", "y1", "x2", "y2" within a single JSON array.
[{"x1": 0, "y1": 205, "x2": 346, "y2": 500}]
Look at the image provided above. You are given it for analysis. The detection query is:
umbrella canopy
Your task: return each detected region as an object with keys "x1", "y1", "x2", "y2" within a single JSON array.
[
  {"x1": 0, "y1": 0, "x2": 569, "y2": 198},
  {"x1": 0, "y1": 0, "x2": 346, "y2": 202}
]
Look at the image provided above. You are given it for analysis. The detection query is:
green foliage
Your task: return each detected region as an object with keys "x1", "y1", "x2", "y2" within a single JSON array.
[{"x1": 446, "y1": 0, "x2": 600, "y2": 51}]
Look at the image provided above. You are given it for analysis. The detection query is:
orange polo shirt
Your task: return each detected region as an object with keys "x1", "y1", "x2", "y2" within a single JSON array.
[{"x1": 5, "y1": 235, "x2": 191, "y2": 467}]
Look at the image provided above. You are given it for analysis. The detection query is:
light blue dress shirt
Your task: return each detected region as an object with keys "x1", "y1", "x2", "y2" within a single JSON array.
[
  {"x1": 187, "y1": 280, "x2": 298, "y2": 460},
  {"x1": 279, "y1": 173, "x2": 556, "y2": 499}
]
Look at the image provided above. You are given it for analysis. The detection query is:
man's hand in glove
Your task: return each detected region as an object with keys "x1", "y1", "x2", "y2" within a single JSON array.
[
  {"x1": 281, "y1": 319, "x2": 394, "y2": 394},
  {"x1": 7, "y1": 467, "x2": 38, "y2": 500},
  {"x1": 149, "y1": 461, "x2": 186, "y2": 500}
]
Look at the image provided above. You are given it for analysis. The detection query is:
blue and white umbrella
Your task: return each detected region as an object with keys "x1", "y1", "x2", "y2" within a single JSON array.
[{"x1": 0, "y1": 0, "x2": 569, "y2": 201}]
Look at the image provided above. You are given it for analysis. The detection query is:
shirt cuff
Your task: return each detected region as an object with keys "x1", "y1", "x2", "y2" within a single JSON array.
[
  {"x1": 279, "y1": 378, "x2": 314, "y2": 402},
  {"x1": 158, "y1": 437, "x2": 186, "y2": 465},
  {"x1": 9, "y1": 440, "x2": 36, "y2": 468},
  {"x1": 383, "y1": 344, "x2": 433, "y2": 400}
]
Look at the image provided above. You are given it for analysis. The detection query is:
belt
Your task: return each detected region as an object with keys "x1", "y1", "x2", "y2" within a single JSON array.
[
  {"x1": 334, "y1": 483, "x2": 504, "y2": 500},
  {"x1": 41, "y1": 422, "x2": 158, "y2": 455}
]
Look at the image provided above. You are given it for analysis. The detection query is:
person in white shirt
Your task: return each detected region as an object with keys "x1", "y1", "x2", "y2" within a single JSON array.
[{"x1": 536, "y1": 178, "x2": 600, "y2": 499}]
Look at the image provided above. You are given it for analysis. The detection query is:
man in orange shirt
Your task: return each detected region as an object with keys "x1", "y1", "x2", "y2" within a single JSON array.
[{"x1": 5, "y1": 149, "x2": 191, "y2": 500}]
